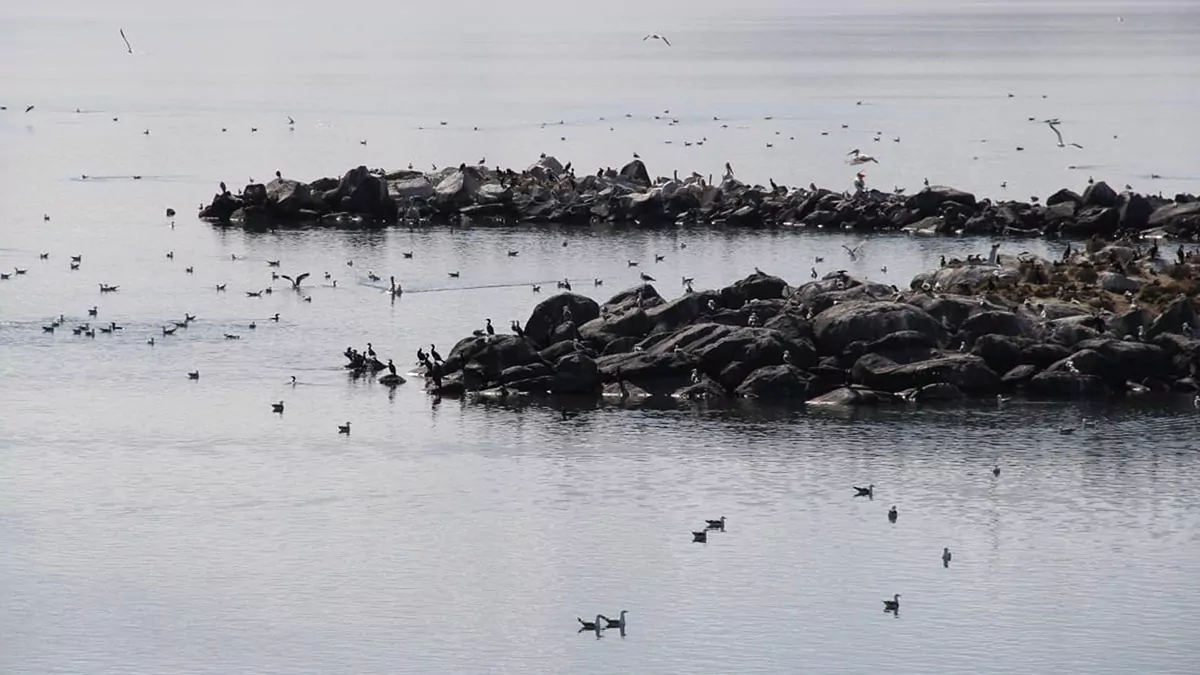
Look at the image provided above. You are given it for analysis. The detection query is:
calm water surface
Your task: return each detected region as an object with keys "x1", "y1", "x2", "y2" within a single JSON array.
[{"x1": 3, "y1": 1, "x2": 1200, "y2": 673}]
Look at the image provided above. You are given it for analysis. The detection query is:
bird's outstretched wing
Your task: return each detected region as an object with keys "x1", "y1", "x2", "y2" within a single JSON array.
[
  {"x1": 1068, "y1": 143, "x2": 1083, "y2": 149},
  {"x1": 661, "y1": 36, "x2": 671, "y2": 46},
  {"x1": 847, "y1": 148, "x2": 860, "y2": 156},
  {"x1": 295, "y1": 272, "x2": 310, "y2": 286},
  {"x1": 281, "y1": 275, "x2": 293, "y2": 283},
  {"x1": 120, "y1": 29, "x2": 132, "y2": 53},
  {"x1": 1047, "y1": 122, "x2": 1064, "y2": 146},
  {"x1": 643, "y1": 35, "x2": 651, "y2": 41}
]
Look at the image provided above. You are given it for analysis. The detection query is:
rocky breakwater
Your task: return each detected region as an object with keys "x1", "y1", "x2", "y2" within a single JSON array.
[
  {"x1": 428, "y1": 242, "x2": 1200, "y2": 407},
  {"x1": 199, "y1": 157, "x2": 1200, "y2": 239}
]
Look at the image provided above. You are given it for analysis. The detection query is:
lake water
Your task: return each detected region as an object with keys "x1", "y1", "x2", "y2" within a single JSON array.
[{"x1": 3, "y1": 1, "x2": 1200, "y2": 673}]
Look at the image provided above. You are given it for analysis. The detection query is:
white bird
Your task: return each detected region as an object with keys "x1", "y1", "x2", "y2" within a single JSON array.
[
  {"x1": 846, "y1": 149, "x2": 879, "y2": 165},
  {"x1": 643, "y1": 34, "x2": 671, "y2": 46},
  {"x1": 1047, "y1": 121, "x2": 1083, "y2": 149}
]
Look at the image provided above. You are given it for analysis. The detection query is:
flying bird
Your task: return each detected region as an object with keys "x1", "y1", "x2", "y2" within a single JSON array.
[
  {"x1": 25, "y1": 105, "x2": 34, "y2": 113},
  {"x1": 643, "y1": 34, "x2": 671, "y2": 46},
  {"x1": 846, "y1": 149, "x2": 878, "y2": 165},
  {"x1": 281, "y1": 273, "x2": 310, "y2": 289},
  {"x1": 120, "y1": 29, "x2": 133, "y2": 54},
  {"x1": 1047, "y1": 121, "x2": 1083, "y2": 149}
]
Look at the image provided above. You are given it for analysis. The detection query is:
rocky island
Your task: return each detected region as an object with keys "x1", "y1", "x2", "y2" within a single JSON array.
[
  {"x1": 422, "y1": 242, "x2": 1200, "y2": 406},
  {"x1": 199, "y1": 156, "x2": 1200, "y2": 238}
]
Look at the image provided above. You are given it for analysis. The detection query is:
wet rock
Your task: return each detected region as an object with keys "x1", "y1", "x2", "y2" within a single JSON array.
[
  {"x1": 1148, "y1": 201, "x2": 1200, "y2": 236},
  {"x1": 1001, "y1": 363, "x2": 1040, "y2": 387},
  {"x1": 807, "y1": 386, "x2": 894, "y2": 407},
  {"x1": 444, "y1": 335, "x2": 541, "y2": 386},
  {"x1": 734, "y1": 365, "x2": 813, "y2": 399},
  {"x1": 619, "y1": 159, "x2": 651, "y2": 187}
]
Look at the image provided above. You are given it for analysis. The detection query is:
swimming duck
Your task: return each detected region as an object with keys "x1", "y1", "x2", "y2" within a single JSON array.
[
  {"x1": 692, "y1": 530, "x2": 707, "y2": 543},
  {"x1": 882, "y1": 594, "x2": 900, "y2": 612},
  {"x1": 853, "y1": 484, "x2": 874, "y2": 498},
  {"x1": 602, "y1": 611, "x2": 628, "y2": 629},
  {"x1": 577, "y1": 615, "x2": 604, "y2": 631},
  {"x1": 188, "y1": 370, "x2": 200, "y2": 380},
  {"x1": 271, "y1": 401, "x2": 284, "y2": 413},
  {"x1": 993, "y1": 463, "x2": 1001, "y2": 477},
  {"x1": 705, "y1": 516, "x2": 726, "y2": 531},
  {"x1": 337, "y1": 422, "x2": 351, "y2": 434}
]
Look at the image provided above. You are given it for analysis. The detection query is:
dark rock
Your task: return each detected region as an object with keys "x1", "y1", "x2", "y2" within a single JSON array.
[
  {"x1": 619, "y1": 159, "x2": 651, "y2": 187},
  {"x1": 1021, "y1": 343, "x2": 1073, "y2": 368},
  {"x1": 908, "y1": 186, "x2": 977, "y2": 215},
  {"x1": 972, "y1": 334, "x2": 1031, "y2": 374},
  {"x1": 1046, "y1": 188, "x2": 1082, "y2": 207},
  {"x1": 807, "y1": 386, "x2": 894, "y2": 407},
  {"x1": 644, "y1": 291, "x2": 723, "y2": 335},
  {"x1": 959, "y1": 310, "x2": 1036, "y2": 341},
  {"x1": 524, "y1": 293, "x2": 600, "y2": 348},
  {"x1": 580, "y1": 308, "x2": 653, "y2": 349},
  {"x1": 1074, "y1": 338, "x2": 1171, "y2": 382},
  {"x1": 852, "y1": 353, "x2": 1001, "y2": 394},
  {"x1": 595, "y1": 350, "x2": 698, "y2": 395},
  {"x1": 443, "y1": 335, "x2": 541, "y2": 385},
  {"x1": 1148, "y1": 201, "x2": 1200, "y2": 236},
  {"x1": 1117, "y1": 191, "x2": 1154, "y2": 230},
  {"x1": 813, "y1": 301, "x2": 943, "y2": 356},
  {"x1": 1146, "y1": 296, "x2": 1198, "y2": 339},
  {"x1": 734, "y1": 365, "x2": 813, "y2": 399},
  {"x1": 673, "y1": 375, "x2": 726, "y2": 400},
  {"x1": 266, "y1": 178, "x2": 312, "y2": 215},
  {"x1": 1028, "y1": 371, "x2": 1110, "y2": 398},
  {"x1": 718, "y1": 271, "x2": 789, "y2": 309},
  {"x1": 602, "y1": 284, "x2": 664, "y2": 316},
  {"x1": 499, "y1": 363, "x2": 551, "y2": 384},
  {"x1": 1001, "y1": 364, "x2": 1040, "y2": 387},
  {"x1": 908, "y1": 382, "x2": 966, "y2": 402},
  {"x1": 552, "y1": 352, "x2": 602, "y2": 394},
  {"x1": 761, "y1": 311, "x2": 816, "y2": 345},
  {"x1": 1081, "y1": 181, "x2": 1118, "y2": 208}
]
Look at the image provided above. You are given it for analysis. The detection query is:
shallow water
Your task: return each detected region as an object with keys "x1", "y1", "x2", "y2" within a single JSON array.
[{"x1": 4, "y1": 1, "x2": 1200, "y2": 673}]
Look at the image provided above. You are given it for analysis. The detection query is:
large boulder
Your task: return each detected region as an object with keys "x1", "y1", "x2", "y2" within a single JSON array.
[
  {"x1": 619, "y1": 159, "x2": 651, "y2": 187},
  {"x1": 552, "y1": 352, "x2": 602, "y2": 394},
  {"x1": 958, "y1": 310, "x2": 1036, "y2": 342},
  {"x1": 1021, "y1": 342, "x2": 1073, "y2": 368},
  {"x1": 1146, "y1": 296, "x2": 1198, "y2": 339},
  {"x1": 908, "y1": 186, "x2": 977, "y2": 215},
  {"x1": 644, "y1": 291, "x2": 723, "y2": 335},
  {"x1": 602, "y1": 284, "x2": 665, "y2": 316},
  {"x1": 524, "y1": 293, "x2": 600, "y2": 348},
  {"x1": 387, "y1": 176, "x2": 435, "y2": 202},
  {"x1": 595, "y1": 350, "x2": 698, "y2": 395},
  {"x1": 971, "y1": 334, "x2": 1031, "y2": 374},
  {"x1": 333, "y1": 166, "x2": 395, "y2": 219},
  {"x1": 719, "y1": 271, "x2": 789, "y2": 308},
  {"x1": 852, "y1": 353, "x2": 1001, "y2": 394},
  {"x1": 1074, "y1": 338, "x2": 1171, "y2": 382},
  {"x1": 442, "y1": 335, "x2": 541, "y2": 385},
  {"x1": 1147, "y1": 201, "x2": 1200, "y2": 236},
  {"x1": 579, "y1": 308, "x2": 653, "y2": 348},
  {"x1": 1081, "y1": 181, "x2": 1118, "y2": 208},
  {"x1": 265, "y1": 178, "x2": 312, "y2": 215},
  {"x1": 433, "y1": 167, "x2": 482, "y2": 206},
  {"x1": 806, "y1": 386, "x2": 895, "y2": 407},
  {"x1": 1097, "y1": 272, "x2": 1143, "y2": 294},
  {"x1": 813, "y1": 301, "x2": 943, "y2": 355},
  {"x1": 762, "y1": 311, "x2": 816, "y2": 345},
  {"x1": 734, "y1": 365, "x2": 813, "y2": 399},
  {"x1": 1028, "y1": 371, "x2": 1109, "y2": 398}
]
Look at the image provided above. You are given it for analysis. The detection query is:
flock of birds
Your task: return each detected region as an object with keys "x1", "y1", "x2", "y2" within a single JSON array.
[{"x1": 579, "y1": 471, "x2": 989, "y2": 634}]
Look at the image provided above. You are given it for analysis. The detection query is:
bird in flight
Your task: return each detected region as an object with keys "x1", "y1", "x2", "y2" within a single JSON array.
[
  {"x1": 120, "y1": 29, "x2": 133, "y2": 54},
  {"x1": 1046, "y1": 120, "x2": 1083, "y2": 149},
  {"x1": 846, "y1": 149, "x2": 879, "y2": 165},
  {"x1": 25, "y1": 105, "x2": 34, "y2": 113},
  {"x1": 643, "y1": 34, "x2": 671, "y2": 46}
]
